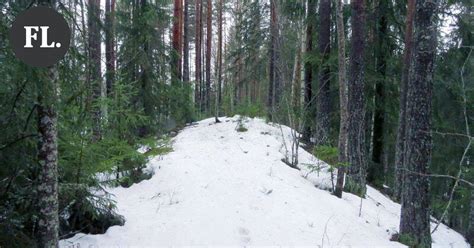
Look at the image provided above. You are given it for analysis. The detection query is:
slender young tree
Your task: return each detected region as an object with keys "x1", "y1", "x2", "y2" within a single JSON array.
[
  {"x1": 316, "y1": 0, "x2": 331, "y2": 146},
  {"x1": 345, "y1": 0, "x2": 367, "y2": 196},
  {"x1": 183, "y1": 0, "x2": 190, "y2": 83},
  {"x1": 88, "y1": 0, "x2": 102, "y2": 141},
  {"x1": 35, "y1": 9, "x2": 60, "y2": 246},
  {"x1": 334, "y1": 0, "x2": 348, "y2": 198},
  {"x1": 105, "y1": 0, "x2": 116, "y2": 96},
  {"x1": 205, "y1": 0, "x2": 212, "y2": 112},
  {"x1": 399, "y1": 0, "x2": 438, "y2": 245},
  {"x1": 292, "y1": 40, "x2": 303, "y2": 113},
  {"x1": 394, "y1": 0, "x2": 415, "y2": 200},
  {"x1": 302, "y1": 0, "x2": 315, "y2": 142},
  {"x1": 36, "y1": 67, "x2": 60, "y2": 248}
]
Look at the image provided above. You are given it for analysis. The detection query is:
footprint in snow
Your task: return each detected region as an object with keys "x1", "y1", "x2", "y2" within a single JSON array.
[
  {"x1": 238, "y1": 227, "x2": 250, "y2": 235},
  {"x1": 238, "y1": 227, "x2": 251, "y2": 245}
]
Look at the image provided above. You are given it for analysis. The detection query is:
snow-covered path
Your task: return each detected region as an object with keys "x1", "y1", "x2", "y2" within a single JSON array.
[{"x1": 61, "y1": 116, "x2": 468, "y2": 247}]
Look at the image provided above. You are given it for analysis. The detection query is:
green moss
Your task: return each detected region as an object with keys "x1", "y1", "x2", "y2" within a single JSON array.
[
  {"x1": 145, "y1": 146, "x2": 173, "y2": 157},
  {"x1": 236, "y1": 126, "x2": 248, "y2": 132},
  {"x1": 397, "y1": 233, "x2": 431, "y2": 248}
]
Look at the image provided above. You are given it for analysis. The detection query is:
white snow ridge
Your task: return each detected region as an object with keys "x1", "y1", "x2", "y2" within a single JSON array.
[{"x1": 60, "y1": 116, "x2": 469, "y2": 247}]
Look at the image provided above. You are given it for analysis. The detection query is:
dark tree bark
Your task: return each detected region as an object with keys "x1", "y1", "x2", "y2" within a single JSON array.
[
  {"x1": 88, "y1": 0, "x2": 102, "y2": 142},
  {"x1": 195, "y1": 0, "x2": 202, "y2": 109},
  {"x1": 105, "y1": 0, "x2": 116, "y2": 96},
  {"x1": 267, "y1": 0, "x2": 281, "y2": 120},
  {"x1": 36, "y1": 67, "x2": 59, "y2": 248},
  {"x1": 183, "y1": 0, "x2": 190, "y2": 83},
  {"x1": 334, "y1": 0, "x2": 347, "y2": 198},
  {"x1": 399, "y1": 0, "x2": 437, "y2": 246},
  {"x1": 394, "y1": 0, "x2": 415, "y2": 200},
  {"x1": 345, "y1": 0, "x2": 367, "y2": 196},
  {"x1": 200, "y1": 0, "x2": 205, "y2": 111},
  {"x1": 369, "y1": 0, "x2": 388, "y2": 184},
  {"x1": 205, "y1": 0, "x2": 212, "y2": 112},
  {"x1": 302, "y1": 0, "x2": 315, "y2": 142},
  {"x1": 217, "y1": 0, "x2": 223, "y2": 112},
  {"x1": 172, "y1": 0, "x2": 183, "y2": 82},
  {"x1": 316, "y1": 0, "x2": 331, "y2": 146}
]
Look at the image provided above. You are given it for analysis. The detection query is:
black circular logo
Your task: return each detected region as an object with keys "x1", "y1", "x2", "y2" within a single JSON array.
[{"x1": 9, "y1": 6, "x2": 71, "y2": 68}]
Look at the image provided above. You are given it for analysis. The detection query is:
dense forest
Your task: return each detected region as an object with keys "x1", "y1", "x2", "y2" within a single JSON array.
[{"x1": 0, "y1": 0, "x2": 472, "y2": 247}]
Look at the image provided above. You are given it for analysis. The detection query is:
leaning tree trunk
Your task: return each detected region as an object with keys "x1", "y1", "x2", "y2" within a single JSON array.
[
  {"x1": 345, "y1": 0, "x2": 368, "y2": 196},
  {"x1": 88, "y1": 0, "x2": 102, "y2": 142},
  {"x1": 399, "y1": 0, "x2": 437, "y2": 246},
  {"x1": 316, "y1": 0, "x2": 331, "y2": 146},
  {"x1": 334, "y1": 0, "x2": 348, "y2": 198},
  {"x1": 36, "y1": 67, "x2": 59, "y2": 248},
  {"x1": 302, "y1": 0, "x2": 315, "y2": 143},
  {"x1": 394, "y1": 0, "x2": 415, "y2": 201}
]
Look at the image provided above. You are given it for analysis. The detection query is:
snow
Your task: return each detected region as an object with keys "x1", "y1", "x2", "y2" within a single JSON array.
[{"x1": 60, "y1": 116, "x2": 469, "y2": 247}]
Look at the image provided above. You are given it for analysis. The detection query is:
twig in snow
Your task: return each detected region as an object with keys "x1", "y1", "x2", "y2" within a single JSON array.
[{"x1": 321, "y1": 215, "x2": 334, "y2": 248}]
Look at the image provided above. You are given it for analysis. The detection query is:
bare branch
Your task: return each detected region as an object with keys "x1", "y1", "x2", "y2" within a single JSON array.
[{"x1": 431, "y1": 47, "x2": 473, "y2": 234}]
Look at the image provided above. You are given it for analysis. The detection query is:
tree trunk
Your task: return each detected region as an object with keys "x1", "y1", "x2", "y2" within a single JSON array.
[
  {"x1": 302, "y1": 0, "x2": 315, "y2": 143},
  {"x1": 105, "y1": 0, "x2": 116, "y2": 96},
  {"x1": 195, "y1": 0, "x2": 202, "y2": 110},
  {"x1": 345, "y1": 0, "x2": 367, "y2": 196},
  {"x1": 394, "y1": 0, "x2": 415, "y2": 200},
  {"x1": 200, "y1": 0, "x2": 205, "y2": 112},
  {"x1": 292, "y1": 41, "x2": 302, "y2": 115},
  {"x1": 399, "y1": 0, "x2": 437, "y2": 246},
  {"x1": 172, "y1": 0, "x2": 183, "y2": 82},
  {"x1": 205, "y1": 0, "x2": 212, "y2": 112},
  {"x1": 183, "y1": 0, "x2": 190, "y2": 83},
  {"x1": 334, "y1": 0, "x2": 348, "y2": 199},
  {"x1": 268, "y1": 0, "x2": 280, "y2": 120},
  {"x1": 140, "y1": 0, "x2": 153, "y2": 130},
  {"x1": 316, "y1": 0, "x2": 331, "y2": 146},
  {"x1": 217, "y1": 0, "x2": 223, "y2": 114},
  {"x1": 369, "y1": 0, "x2": 388, "y2": 184},
  {"x1": 36, "y1": 67, "x2": 59, "y2": 248},
  {"x1": 88, "y1": 0, "x2": 102, "y2": 142}
]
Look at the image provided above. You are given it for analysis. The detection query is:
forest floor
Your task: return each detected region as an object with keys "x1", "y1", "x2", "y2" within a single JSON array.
[{"x1": 60, "y1": 116, "x2": 468, "y2": 247}]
